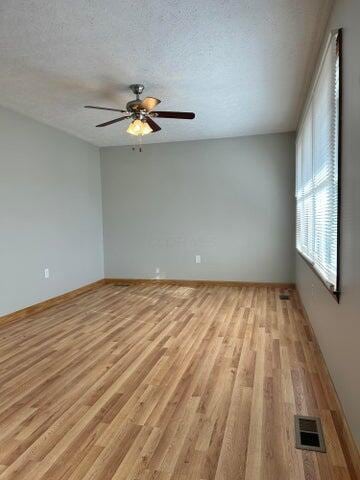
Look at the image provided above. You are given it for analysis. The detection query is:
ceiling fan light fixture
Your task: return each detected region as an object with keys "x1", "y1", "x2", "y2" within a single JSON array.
[
  {"x1": 127, "y1": 119, "x2": 153, "y2": 136},
  {"x1": 140, "y1": 121, "x2": 153, "y2": 135}
]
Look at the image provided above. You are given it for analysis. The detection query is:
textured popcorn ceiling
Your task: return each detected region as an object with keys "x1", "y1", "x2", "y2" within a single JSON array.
[{"x1": 0, "y1": 0, "x2": 333, "y2": 146}]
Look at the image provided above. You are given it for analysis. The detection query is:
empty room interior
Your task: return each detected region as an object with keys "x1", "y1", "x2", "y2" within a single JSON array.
[{"x1": 1, "y1": 1, "x2": 360, "y2": 479}]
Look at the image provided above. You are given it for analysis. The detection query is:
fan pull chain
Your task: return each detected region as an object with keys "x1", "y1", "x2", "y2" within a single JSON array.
[{"x1": 131, "y1": 135, "x2": 143, "y2": 153}]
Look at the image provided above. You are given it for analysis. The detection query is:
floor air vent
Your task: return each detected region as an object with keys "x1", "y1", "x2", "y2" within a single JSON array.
[
  {"x1": 294, "y1": 415, "x2": 326, "y2": 452},
  {"x1": 279, "y1": 293, "x2": 290, "y2": 300}
]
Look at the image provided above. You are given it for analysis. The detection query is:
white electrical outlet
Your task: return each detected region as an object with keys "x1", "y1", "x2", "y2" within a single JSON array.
[
  {"x1": 195, "y1": 255, "x2": 201, "y2": 264},
  {"x1": 155, "y1": 267, "x2": 160, "y2": 274},
  {"x1": 44, "y1": 268, "x2": 50, "y2": 279}
]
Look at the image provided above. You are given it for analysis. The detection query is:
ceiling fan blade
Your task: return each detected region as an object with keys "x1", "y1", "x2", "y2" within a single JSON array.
[
  {"x1": 96, "y1": 116, "x2": 131, "y2": 127},
  {"x1": 85, "y1": 105, "x2": 127, "y2": 113},
  {"x1": 152, "y1": 111, "x2": 195, "y2": 119},
  {"x1": 140, "y1": 97, "x2": 161, "y2": 111},
  {"x1": 146, "y1": 117, "x2": 161, "y2": 133}
]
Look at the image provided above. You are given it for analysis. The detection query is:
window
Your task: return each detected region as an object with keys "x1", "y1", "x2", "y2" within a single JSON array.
[{"x1": 296, "y1": 30, "x2": 342, "y2": 298}]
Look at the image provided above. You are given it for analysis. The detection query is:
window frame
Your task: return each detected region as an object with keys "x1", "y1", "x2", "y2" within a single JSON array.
[{"x1": 296, "y1": 28, "x2": 342, "y2": 303}]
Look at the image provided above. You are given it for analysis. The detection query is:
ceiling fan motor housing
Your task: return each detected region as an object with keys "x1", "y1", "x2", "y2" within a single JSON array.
[{"x1": 126, "y1": 99, "x2": 143, "y2": 113}]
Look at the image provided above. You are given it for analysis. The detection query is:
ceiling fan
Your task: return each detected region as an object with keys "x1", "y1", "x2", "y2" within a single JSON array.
[{"x1": 84, "y1": 84, "x2": 195, "y2": 136}]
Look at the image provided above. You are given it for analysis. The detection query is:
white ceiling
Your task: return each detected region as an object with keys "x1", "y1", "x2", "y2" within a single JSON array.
[{"x1": 0, "y1": 0, "x2": 333, "y2": 147}]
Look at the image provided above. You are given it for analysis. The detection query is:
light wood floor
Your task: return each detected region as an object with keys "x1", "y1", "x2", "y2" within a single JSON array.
[{"x1": 0, "y1": 284, "x2": 359, "y2": 480}]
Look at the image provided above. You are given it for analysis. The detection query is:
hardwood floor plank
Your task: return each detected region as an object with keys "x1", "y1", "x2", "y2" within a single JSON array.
[{"x1": 0, "y1": 284, "x2": 358, "y2": 480}]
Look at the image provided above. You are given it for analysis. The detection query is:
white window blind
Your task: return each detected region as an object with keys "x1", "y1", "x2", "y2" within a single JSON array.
[{"x1": 296, "y1": 30, "x2": 341, "y2": 292}]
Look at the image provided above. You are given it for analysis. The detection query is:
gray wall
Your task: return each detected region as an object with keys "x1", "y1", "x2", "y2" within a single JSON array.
[
  {"x1": 0, "y1": 106, "x2": 104, "y2": 316},
  {"x1": 296, "y1": 0, "x2": 360, "y2": 443},
  {"x1": 101, "y1": 133, "x2": 295, "y2": 282}
]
